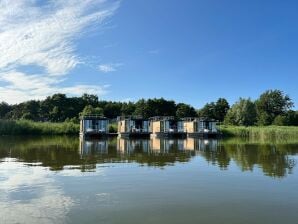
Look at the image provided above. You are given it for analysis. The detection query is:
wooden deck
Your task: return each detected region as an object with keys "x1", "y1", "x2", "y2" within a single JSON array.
[
  {"x1": 80, "y1": 131, "x2": 109, "y2": 139},
  {"x1": 118, "y1": 132, "x2": 151, "y2": 138},
  {"x1": 187, "y1": 132, "x2": 221, "y2": 138}
]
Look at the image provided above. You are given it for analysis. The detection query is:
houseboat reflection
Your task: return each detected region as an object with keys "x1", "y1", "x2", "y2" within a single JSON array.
[
  {"x1": 150, "y1": 137, "x2": 185, "y2": 153},
  {"x1": 79, "y1": 137, "x2": 220, "y2": 156},
  {"x1": 117, "y1": 138, "x2": 150, "y2": 154},
  {"x1": 183, "y1": 138, "x2": 219, "y2": 151},
  {"x1": 79, "y1": 137, "x2": 109, "y2": 156}
]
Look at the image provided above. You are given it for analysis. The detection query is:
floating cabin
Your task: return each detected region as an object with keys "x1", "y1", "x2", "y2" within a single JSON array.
[
  {"x1": 183, "y1": 117, "x2": 219, "y2": 138},
  {"x1": 117, "y1": 116, "x2": 150, "y2": 138},
  {"x1": 149, "y1": 116, "x2": 186, "y2": 138},
  {"x1": 80, "y1": 115, "x2": 109, "y2": 138}
]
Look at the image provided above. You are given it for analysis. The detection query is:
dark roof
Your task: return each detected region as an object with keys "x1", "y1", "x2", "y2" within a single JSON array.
[
  {"x1": 117, "y1": 115, "x2": 148, "y2": 121},
  {"x1": 80, "y1": 115, "x2": 107, "y2": 120},
  {"x1": 182, "y1": 117, "x2": 218, "y2": 122},
  {"x1": 149, "y1": 116, "x2": 176, "y2": 121}
]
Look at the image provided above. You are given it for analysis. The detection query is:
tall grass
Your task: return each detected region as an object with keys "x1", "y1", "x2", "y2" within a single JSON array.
[
  {"x1": 0, "y1": 119, "x2": 79, "y2": 135},
  {"x1": 108, "y1": 122, "x2": 118, "y2": 133},
  {"x1": 219, "y1": 125, "x2": 298, "y2": 142}
]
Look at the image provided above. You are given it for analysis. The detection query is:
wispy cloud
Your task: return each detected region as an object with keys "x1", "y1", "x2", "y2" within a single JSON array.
[
  {"x1": 0, "y1": 161, "x2": 74, "y2": 224},
  {"x1": 0, "y1": 0, "x2": 119, "y2": 104},
  {"x1": 0, "y1": 71, "x2": 108, "y2": 104},
  {"x1": 148, "y1": 49, "x2": 160, "y2": 54},
  {"x1": 98, "y1": 63, "x2": 123, "y2": 73}
]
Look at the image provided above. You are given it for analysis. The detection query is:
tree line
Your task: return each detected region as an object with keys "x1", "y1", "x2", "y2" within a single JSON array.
[{"x1": 0, "y1": 90, "x2": 297, "y2": 126}]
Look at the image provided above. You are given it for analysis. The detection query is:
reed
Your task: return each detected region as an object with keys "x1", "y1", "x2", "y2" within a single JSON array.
[
  {"x1": 108, "y1": 122, "x2": 118, "y2": 133},
  {"x1": 0, "y1": 119, "x2": 79, "y2": 135},
  {"x1": 220, "y1": 125, "x2": 298, "y2": 142}
]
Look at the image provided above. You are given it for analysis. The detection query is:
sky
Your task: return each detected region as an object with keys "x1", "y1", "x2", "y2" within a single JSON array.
[{"x1": 0, "y1": 0, "x2": 297, "y2": 109}]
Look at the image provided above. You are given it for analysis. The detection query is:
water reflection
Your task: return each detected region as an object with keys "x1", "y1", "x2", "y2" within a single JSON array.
[
  {"x1": 0, "y1": 136, "x2": 297, "y2": 177},
  {"x1": 0, "y1": 159, "x2": 74, "y2": 224},
  {"x1": 80, "y1": 138, "x2": 109, "y2": 155}
]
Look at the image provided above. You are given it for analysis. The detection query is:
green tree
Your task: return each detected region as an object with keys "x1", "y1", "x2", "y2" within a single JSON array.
[
  {"x1": 21, "y1": 100, "x2": 40, "y2": 121},
  {"x1": 121, "y1": 102, "x2": 136, "y2": 115},
  {"x1": 256, "y1": 90, "x2": 293, "y2": 125},
  {"x1": 82, "y1": 93, "x2": 98, "y2": 107},
  {"x1": 133, "y1": 99, "x2": 150, "y2": 117},
  {"x1": 103, "y1": 103, "x2": 122, "y2": 118},
  {"x1": 287, "y1": 110, "x2": 298, "y2": 126},
  {"x1": 198, "y1": 102, "x2": 216, "y2": 119},
  {"x1": 80, "y1": 105, "x2": 103, "y2": 116},
  {"x1": 273, "y1": 110, "x2": 298, "y2": 126},
  {"x1": 134, "y1": 98, "x2": 177, "y2": 118},
  {"x1": 214, "y1": 98, "x2": 230, "y2": 122},
  {"x1": 0, "y1": 102, "x2": 11, "y2": 118},
  {"x1": 147, "y1": 98, "x2": 176, "y2": 117},
  {"x1": 224, "y1": 98, "x2": 257, "y2": 126},
  {"x1": 176, "y1": 103, "x2": 197, "y2": 118},
  {"x1": 198, "y1": 98, "x2": 229, "y2": 121},
  {"x1": 41, "y1": 94, "x2": 68, "y2": 121}
]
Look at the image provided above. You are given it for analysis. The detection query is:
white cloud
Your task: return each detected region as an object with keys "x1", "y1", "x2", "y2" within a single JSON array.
[
  {"x1": 98, "y1": 63, "x2": 123, "y2": 73},
  {"x1": 148, "y1": 49, "x2": 160, "y2": 54},
  {"x1": 0, "y1": 71, "x2": 108, "y2": 104},
  {"x1": 0, "y1": 0, "x2": 119, "y2": 104},
  {"x1": 0, "y1": 161, "x2": 74, "y2": 224}
]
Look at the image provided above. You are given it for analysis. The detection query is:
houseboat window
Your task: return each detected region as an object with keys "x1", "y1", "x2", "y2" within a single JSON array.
[
  {"x1": 169, "y1": 120, "x2": 177, "y2": 130},
  {"x1": 160, "y1": 121, "x2": 164, "y2": 132},
  {"x1": 204, "y1": 121, "x2": 208, "y2": 130},
  {"x1": 135, "y1": 120, "x2": 142, "y2": 129},
  {"x1": 194, "y1": 121, "x2": 198, "y2": 132}
]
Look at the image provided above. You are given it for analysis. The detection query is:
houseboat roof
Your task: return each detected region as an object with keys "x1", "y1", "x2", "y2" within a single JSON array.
[
  {"x1": 149, "y1": 116, "x2": 177, "y2": 121},
  {"x1": 80, "y1": 114, "x2": 108, "y2": 120},
  {"x1": 117, "y1": 115, "x2": 148, "y2": 121},
  {"x1": 182, "y1": 117, "x2": 218, "y2": 122}
]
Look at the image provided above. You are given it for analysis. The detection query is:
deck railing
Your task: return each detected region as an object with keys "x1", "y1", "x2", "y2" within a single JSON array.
[
  {"x1": 117, "y1": 115, "x2": 145, "y2": 120},
  {"x1": 149, "y1": 116, "x2": 175, "y2": 121},
  {"x1": 80, "y1": 114, "x2": 107, "y2": 120}
]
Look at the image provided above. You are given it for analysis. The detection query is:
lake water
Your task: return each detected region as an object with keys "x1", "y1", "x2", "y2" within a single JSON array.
[{"x1": 1, "y1": 136, "x2": 298, "y2": 224}]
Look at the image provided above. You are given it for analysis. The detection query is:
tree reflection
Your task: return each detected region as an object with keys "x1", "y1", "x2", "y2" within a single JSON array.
[{"x1": 0, "y1": 136, "x2": 297, "y2": 178}]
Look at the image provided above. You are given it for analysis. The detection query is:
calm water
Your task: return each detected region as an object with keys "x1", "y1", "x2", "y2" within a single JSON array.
[{"x1": 1, "y1": 136, "x2": 298, "y2": 224}]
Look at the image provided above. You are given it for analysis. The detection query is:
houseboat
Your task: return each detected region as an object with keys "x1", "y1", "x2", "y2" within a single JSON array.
[
  {"x1": 80, "y1": 115, "x2": 109, "y2": 138},
  {"x1": 183, "y1": 117, "x2": 220, "y2": 138},
  {"x1": 149, "y1": 116, "x2": 186, "y2": 138},
  {"x1": 117, "y1": 116, "x2": 151, "y2": 138}
]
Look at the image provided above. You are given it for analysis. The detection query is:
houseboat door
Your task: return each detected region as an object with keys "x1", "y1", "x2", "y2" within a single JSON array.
[{"x1": 204, "y1": 121, "x2": 211, "y2": 131}]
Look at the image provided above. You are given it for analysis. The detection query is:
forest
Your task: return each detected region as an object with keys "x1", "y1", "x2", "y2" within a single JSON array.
[{"x1": 0, "y1": 89, "x2": 298, "y2": 126}]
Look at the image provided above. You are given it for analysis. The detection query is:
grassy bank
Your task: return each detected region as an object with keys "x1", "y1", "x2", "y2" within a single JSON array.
[
  {"x1": 1, "y1": 119, "x2": 298, "y2": 140},
  {"x1": 0, "y1": 119, "x2": 79, "y2": 135},
  {"x1": 219, "y1": 125, "x2": 298, "y2": 141}
]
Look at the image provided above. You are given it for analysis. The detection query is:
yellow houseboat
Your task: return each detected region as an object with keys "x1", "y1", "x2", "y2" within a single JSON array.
[
  {"x1": 149, "y1": 116, "x2": 186, "y2": 138},
  {"x1": 117, "y1": 116, "x2": 151, "y2": 138},
  {"x1": 183, "y1": 117, "x2": 219, "y2": 138}
]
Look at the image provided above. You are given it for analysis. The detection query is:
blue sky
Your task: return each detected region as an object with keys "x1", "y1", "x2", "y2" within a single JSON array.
[{"x1": 0, "y1": 0, "x2": 297, "y2": 109}]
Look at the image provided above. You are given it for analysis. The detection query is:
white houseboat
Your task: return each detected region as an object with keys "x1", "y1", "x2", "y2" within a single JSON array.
[{"x1": 80, "y1": 115, "x2": 109, "y2": 138}]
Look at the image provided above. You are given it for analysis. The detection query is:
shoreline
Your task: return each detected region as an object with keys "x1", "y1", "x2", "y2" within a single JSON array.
[{"x1": 1, "y1": 120, "x2": 298, "y2": 140}]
